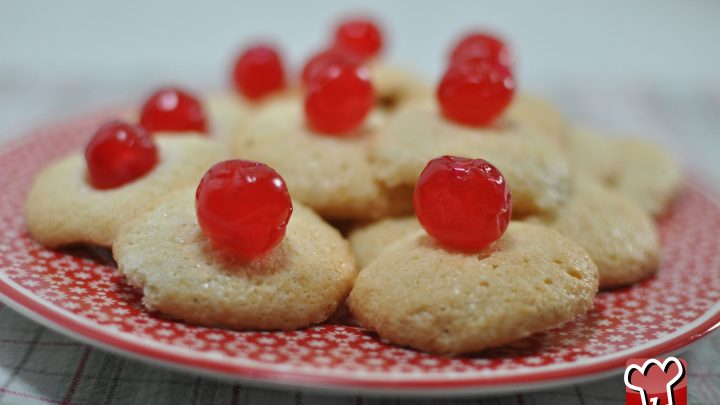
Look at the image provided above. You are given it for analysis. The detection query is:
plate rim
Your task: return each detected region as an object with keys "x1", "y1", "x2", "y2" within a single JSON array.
[
  {"x1": 1, "y1": 113, "x2": 720, "y2": 396},
  {"x1": 1, "y1": 271, "x2": 719, "y2": 395}
]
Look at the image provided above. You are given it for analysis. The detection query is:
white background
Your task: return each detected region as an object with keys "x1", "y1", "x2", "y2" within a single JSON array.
[{"x1": 1, "y1": 0, "x2": 719, "y2": 174}]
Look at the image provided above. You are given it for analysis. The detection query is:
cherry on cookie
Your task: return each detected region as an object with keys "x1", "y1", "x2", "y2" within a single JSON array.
[
  {"x1": 414, "y1": 156, "x2": 511, "y2": 251},
  {"x1": 333, "y1": 17, "x2": 383, "y2": 60},
  {"x1": 139, "y1": 87, "x2": 208, "y2": 133},
  {"x1": 195, "y1": 160, "x2": 293, "y2": 261},
  {"x1": 449, "y1": 32, "x2": 513, "y2": 68},
  {"x1": 437, "y1": 60, "x2": 515, "y2": 126},
  {"x1": 85, "y1": 120, "x2": 158, "y2": 189},
  {"x1": 232, "y1": 44, "x2": 286, "y2": 101},
  {"x1": 304, "y1": 62, "x2": 374, "y2": 135},
  {"x1": 301, "y1": 48, "x2": 362, "y2": 86}
]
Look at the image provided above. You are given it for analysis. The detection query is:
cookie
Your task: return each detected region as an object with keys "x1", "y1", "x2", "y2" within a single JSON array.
[
  {"x1": 348, "y1": 222, "x2": 599, "y2": 354},
  {"x1": 529, "y1": 178, "x2": 660, "y2": 289},
  {"x1": 235, "y1": 100, "x2": 412, "y2": 220},
  {"x1": 369, "y1": 63, "x2": 432, "y2": 110},
  {"x1": 568, "y1": 129, "x2": 681, "y2": 216},
  {"x1": 504, "y1": 93, "x2": 568, "y2": 145},
  {"x1": 348, "y1": 217, "x2": 421, "y2": 268},
  {"x1": 25, "y1": 135, "x2": 226, "y2": 248},
  {"x1": 113, "y1": 189, "x2": 358, "y2": 330},
  {"x1": 203, "y1": 94, "x2": 252, "y2": 147},
  {"x1": 371, "y1": 99, "x2": 570, "y2": 217}
]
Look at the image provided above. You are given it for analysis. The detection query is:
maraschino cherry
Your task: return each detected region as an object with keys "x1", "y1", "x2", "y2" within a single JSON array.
[
  {"x1": 232, "y1": 44, "x2": 286, "y2": 100},
  {"x1": 333, "y1": 18, "x2": 383, "y2": 60},
  {"x1": 414, "y1": 156, "x2": 511, "y2": 252},
  {"x1": 85, "y1": 120, "x2": 158, "y2": 189},
  {"x1": 195, "y1": 160, "x2": 293, "y2": 261},
  {"x1": 304, "y1": 62, "x2": 374, "y2": 135},
  {"x1": 437, "y1": 60, "x2": 515, "y2": 126},
  {"x1": 449, "y1": 32, "x2": 513, "y2": 68},
  {"x1": 139, "y1": 87, "x2": 207, "y2": 133},
  {"x1": 301, "y1": 48, "x2": 362, "y2": 86}
]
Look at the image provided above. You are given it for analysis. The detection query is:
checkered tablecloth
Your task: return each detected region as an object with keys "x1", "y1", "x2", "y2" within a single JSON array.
[
  {"x1": 1, "y1": 84, "x2": 720, "y2": 404},
  {"x1": 0, "y1": 304, "x2": 718, "y2": 404}
]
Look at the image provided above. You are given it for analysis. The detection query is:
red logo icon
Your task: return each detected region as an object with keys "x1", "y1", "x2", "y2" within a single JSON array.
[{"x1": 624, "y1": 357, "x2": 687, "y2": 405}]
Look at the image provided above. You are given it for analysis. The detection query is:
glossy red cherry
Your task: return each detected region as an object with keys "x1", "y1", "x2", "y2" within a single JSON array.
[
  {"x1": 85, "y1": 120, "x2": 158, "y2": 189},
  {"x1": 304, "y1": 63, "x2": 374, "y2": 135},
  {"x1": 437, "y1": 60, "x2": 515, "y2": 126},
  {"x1": 139, "y1": 87, "x2": 207, "y2": 133},
  {"x1": 333, "y1": 18, "x2": 383, "y2": 59},
  {"x1": 232, "y1": 44, "x2": 286, "y2": 100},
  {"x1": 450, "y1": 32, "x2": 513, "y2": 67},
  {"x1": 195, "y1": 160, "x2": 293, "y2": 261},
  {"x1": 414, "y1": 156, "x2": 511, "y2": 252},
  {"x1": 301, "y1": 48, "x2": 363, "y2": 86}
]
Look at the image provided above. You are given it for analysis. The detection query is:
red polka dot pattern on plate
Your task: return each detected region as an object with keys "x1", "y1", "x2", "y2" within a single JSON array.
[{"x1": 0, "y1": 112, "x2": 719, "y2": 389}]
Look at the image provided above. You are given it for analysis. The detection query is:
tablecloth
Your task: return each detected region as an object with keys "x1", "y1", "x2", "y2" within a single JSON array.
[{"x1": 1, "y1": 83, "x2": 719, "y2": 404}]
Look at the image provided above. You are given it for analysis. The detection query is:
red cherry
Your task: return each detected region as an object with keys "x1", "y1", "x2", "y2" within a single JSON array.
[
  {"x1": 414, "y1": 156, "x2": 511, "y2": 252},
  {"x1": 232, "y1": 44, "x2": 286, "y2": 100},
  {"x1": 333, "y1": 18, "x2": 383, "y2": 59},
  {"x1": 139, "y1": 87, "x2": 207, "y2": 133},
  {"x1": 450, "y1": 32, "x2": 513, "y2": 67},
  {"x1": 195, "y1": 160, "x2": 293, "y2": 261},
  {"x1": 85, "y1": 120, "x2": 158, "y2": 189},
  {"x1": 304, "y1": 63, "x2": 374, "y2": 135},
  {"x1": 437, "y1": 60, "x2": 515, "y2": 126},
  {"x1": 301, "y1": 48, "x2": 363, "y2": 86}
]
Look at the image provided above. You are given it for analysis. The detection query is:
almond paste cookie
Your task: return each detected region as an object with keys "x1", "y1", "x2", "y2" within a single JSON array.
[
  {"x1": 348, "y1": 222, "x2": 599, "y2": 354},
  {"x1": 26, "y1": 136, "x2": 226, "y2": 248},
  {"x1": 371, "y1": 99, "x2": 570, "y2": 217},
  {"x1": 205, "y1": 89, "x2": 300, "y2": 147},
  {"x1": 348, "y1": 217, "x2": 421, "y2": 268},
  {"x1": 235, "y1": 100, "x2": 412, "y2": 220},
  {"x1": 113, "y1": 189, "x2": 357, "y2": 330},
  {"x1": 568, "y1": 129, "x2": 681, "y2": 216},
  {"x1": 529, "y1": 178, "x2": 660, "y2": 289},
  {"x1": 369, "y1": 63, "x2": 432, "y2": 110},
  {"x1": 504, "y1": 93, "x2": 568, "y2": 146}
]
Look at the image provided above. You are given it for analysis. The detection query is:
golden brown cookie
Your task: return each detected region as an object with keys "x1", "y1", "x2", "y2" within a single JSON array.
[
  {"x1": 371, "y1": 99, "x2": 570, "y2": 217},
  {"x1": 369, "y1": 63, "x2": 432, "y2": 110},
  {"x1": 113, "y1": 189, "x2": 357, "y2": 330},
  {"x1": 567, "y1": 129, "x2": 681, "y2": 216},
  {"x1": 203, "y1": 94, "x2": 251, "y2": 147},
  {"x1": 235, "y1": 100, "x2": 412, "y2": 220},
  {"x1": 529, "y1": 178, "x2": 660, "y2": 289},
  {"x1": 504, "y1": 93, "x2": 569, "y2": 145},
  {"x1": 348, "y1": 217, "x2": 421, "y2": 268},
  {"x1": 348, "y1": 222, "x2": 598, "y2": 354},
  {"x1": 25, "y1": 136, "x2": 226, "y2": 248}
]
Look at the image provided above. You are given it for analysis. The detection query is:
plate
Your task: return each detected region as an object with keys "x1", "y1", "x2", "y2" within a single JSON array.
[{"x1": 1, "y1": 112, "x2": 719, "y2": 396}]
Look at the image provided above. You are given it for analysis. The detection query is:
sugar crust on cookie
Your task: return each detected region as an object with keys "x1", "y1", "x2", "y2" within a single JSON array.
[{"x1": 113, "y1": 189, "x2": 358, "y2": 330}]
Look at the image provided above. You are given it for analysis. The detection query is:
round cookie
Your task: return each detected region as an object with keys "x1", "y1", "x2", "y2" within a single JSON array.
[
  {"x1": 348, "y1": 217, "x2": 421, "y2": 268},
  {"x1": 566, "y1": 128, "x2": 616, "y2": 182},
  {"x1": 25, "y1": 136, "x2": 226, "y2": 248},
  {"x1": 348, "y1": 222, "x2": 599, "y2": 354},
  {"x1": 113, "y1": 189, "x2": 358, "y2": 330},
  {"x1": 610, "y1": 137, "x2": 681, "y2": 216},
  {"x1": 371, "y1": 99, "x2": 570, "y2": 217},
  {"x1": 368, "y1": 63, "x2": 432, "y2": 111},
  {"x1": 235, "y1": 100, "x2": 412, "y2": 220},
  {"x1": 529, "y1": 178, "x2": 660, "y2": 289},
  {"x1": 504, "y1": 93, "x2": 569, "y2": 146},
  {"x1": 203, "y1": 93, "x2": 252, "y2": 147},
  {"x1": 568, "y1": 129, "x2": 681, "y2": 216}
]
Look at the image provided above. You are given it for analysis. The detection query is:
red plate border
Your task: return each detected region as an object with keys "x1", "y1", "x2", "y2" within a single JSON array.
[{"x1": 1, "y1": 267, "x2": 719, "y2": 395}]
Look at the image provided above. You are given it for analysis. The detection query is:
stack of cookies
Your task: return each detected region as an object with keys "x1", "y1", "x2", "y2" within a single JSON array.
[{"x1": 25, "y1": 18, "x2": 680, "y2": 355}]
